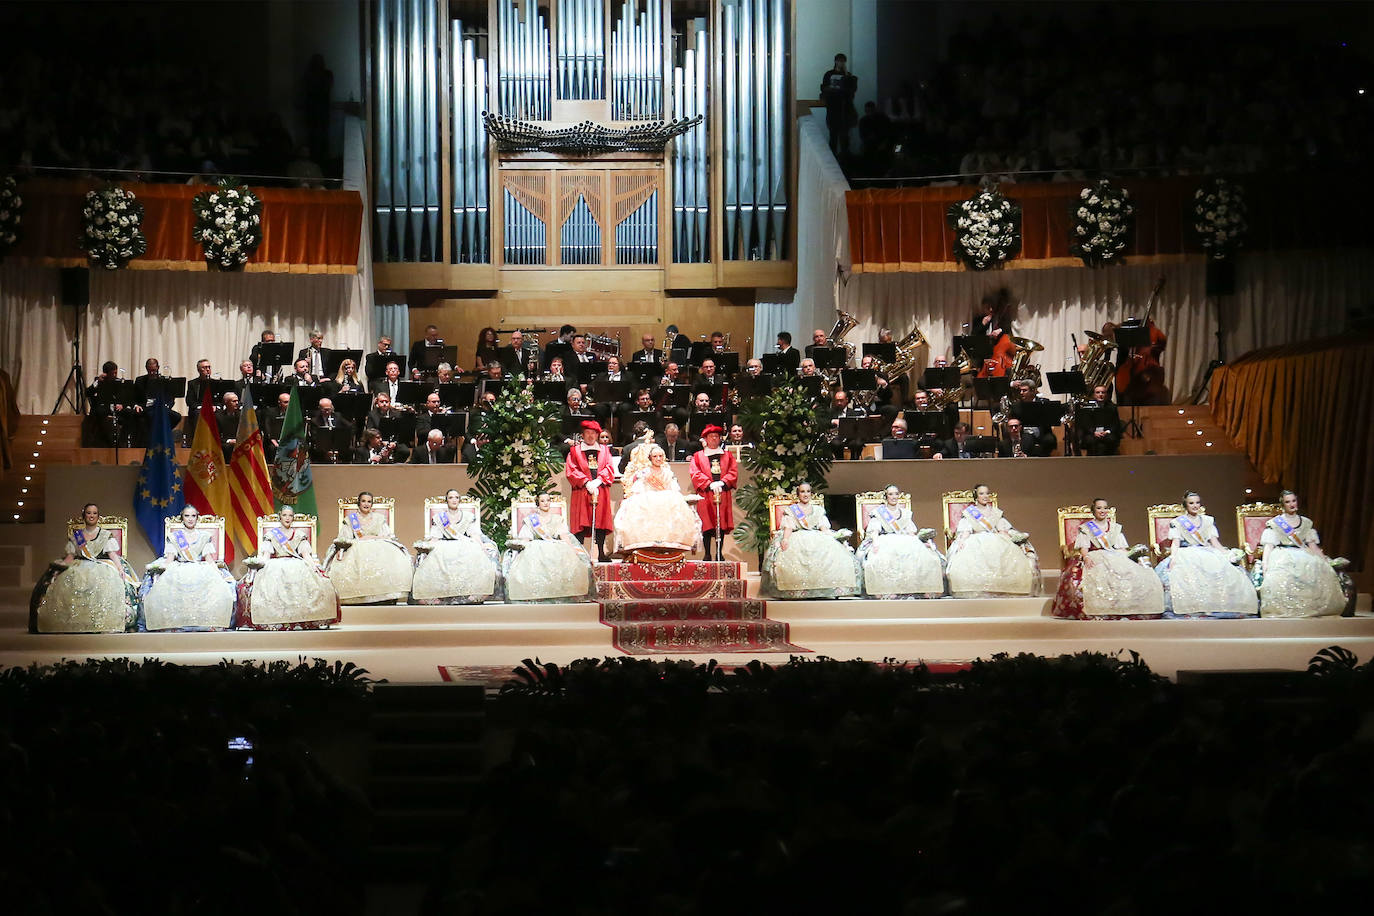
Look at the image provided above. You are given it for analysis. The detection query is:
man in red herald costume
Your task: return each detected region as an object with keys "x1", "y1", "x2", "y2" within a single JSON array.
[
  {"x1": 689, "y1": 425, "x2": 738, "y2": 561},
  {"x1": 565, "y1": 419, "x2": 614, "y2": 561}
]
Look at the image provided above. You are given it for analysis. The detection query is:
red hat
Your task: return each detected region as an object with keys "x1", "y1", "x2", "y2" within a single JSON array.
[
  {"x1": 580, "y1": 420, "x2": 603, "y2": 434},
  {"x1": 702, "y1": 424, "x2": 725, "y2": 438}
]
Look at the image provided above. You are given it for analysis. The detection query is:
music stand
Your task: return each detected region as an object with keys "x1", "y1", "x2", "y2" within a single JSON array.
[
  {"x1": 953, "y1": 334, "x2": 992, "y2": 367},
  {"x1": 258, "y1": 342, "x2": 295, "y2": 374},
  {"x1": 560, "y1": 414, "x2": 596, "y2": 438},
  {"x1": 592, "y1": 379, "x2": 631, "y2": 404},
  {"x1": 415, "y1": 345, "x2": 458, "y2": 374},
  {"x1": 710, "y1": 352, "x2": 740, "y2": 376},
  {"x1": 903, "y1": 410, "x2": 953, "y2": 441},
  {"x1": 839, "y1": 368, "x2": 878, "y2": 392},
  {"x1": 426, "y1": 412, "x2": 468, "y2": 442},
  {"x1": 481, "y1": 378, "x2": 508, "y2": 401},
  {"x1": 439, "y1": 382, "x2": 478, "y2": 410},
  {"x1": 365, "y1": 352, "x2": 406, "y2": 380},
  {"x1": 971, "y1": 376, "x2": 1010, "y2": 410},
  {"x1": 1111, "y1": 325, "x2": 1152, "y2": 437},
  {"x1": 687, "y1": 341, "x2": 714, "y2": 367},
  {"x1": 880, "y1": 437, "x2": 917, "y2": 459},
  {"x1": 687, "y1": 411, "x2": 728, "y2": 439},
  {"x1": 295, "y1": 386, "x2": 326, "y2": 415},
  {"x1": 759, "y1": 353, "x2": 787, "y2": 376},
  {"x1": 377, "y1": 414, "x2": 414, "y2": 446},
  {"x1": 965, "y1": 435, "x2": 1000, "y2": 457},
  {"x1": 311, "y1": 422, "x2": 353, "y2": 464},
  {"x1": 837, "y1": 415, "x2": 883, "y2": 444},
  {"x1": 395, "y1": 381, "x2": 431, "y2": 409},
  {"x1": 626, "y1": 363, "x2": 663, "y2": 388},
  {"x1": 332, "y1": 392, "x2": 370, "y2": 426},
  {"x1": 798, "y1": 376, "x2": 824, "y2": 401},
  {"x1": 626, "y1": 411, "x2": 662, "y2": 436},
  {"x1": 322, "y1": 348, "x2": 364, "y2": 378},
  {"x1": 667, "y1": 347, "x2": 689, "y2": 368},
  {"x1": 812, "y1": 347, "x2": 848, "y2": 371},
  {"x1": 531, "y1": 381, "x2": 567, "y2": 403},
  {"x1": 923, "y1": 367, "x2": 961, "y2": 391},
  {"x1": 863, "y1": 342, "x2": 896, "y2": 363},
  {"x1": 734, "y1": 375, "x2": 773, "y2": 402}
]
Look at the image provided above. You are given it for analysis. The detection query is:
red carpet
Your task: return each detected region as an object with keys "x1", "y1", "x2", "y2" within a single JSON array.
[{"x1": 596, "y1": 560, "x2": 808, "y2": 655}]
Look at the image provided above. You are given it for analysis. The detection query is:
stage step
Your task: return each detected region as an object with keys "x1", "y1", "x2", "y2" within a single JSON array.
[
  {"x1": 595, "y1": 560, "x2": 742, "y2": 582},
  {"x1": 601, "y1": 597, "x2": 767, "y2": 622},
  {"x1": 598, "y1": 577, "x2": 750, "y2": 600}
]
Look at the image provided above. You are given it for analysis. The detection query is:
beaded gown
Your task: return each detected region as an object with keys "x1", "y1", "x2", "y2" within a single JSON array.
[
  {"x1": 1155, "y1": 513, "x2": 1258, "y2": 617},
  {"x1": 324, "y1": 510, "x2": 414, "y2": 604},
  {"x1": 503, "y1": 510, "x2": 596, "y2": 602},
  {"x1": 761, "y1": 501, "x2": 859, "y2": 599},
  {"x1": 1258, "y1": 513, "x2": 1345, "y2": 617},
  {"x1": 1051, "y1": 520, "x2": 1164, "y2": 618},
  {"x1": 238, "y1": 525, "x2": 341, "y2": 629},
  {"x1": 946, "y1": 505, "x2": 1042, "y2": 597},
  {"x1": 30, "y1": 527, "x2": 139, "y2": 633},
  {"x1": 855, "y1": 505, "x2": 946, "y2": 598},
  {"x1": 412, "y1": 508, "x2": 501, "y2": 603},
  {"x1": 140, "y1": 526, "x2": 237, "y2": 630}
]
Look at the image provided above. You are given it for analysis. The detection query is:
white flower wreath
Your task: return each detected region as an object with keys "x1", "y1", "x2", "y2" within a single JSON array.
[
  {"x1": 1193, "y1": 177, "x2": 1248, "y2": 260},
  {"x1": 947, "y1": 186, "x2": 1022, "y2": 271},
  {"x1": 0, "y1": 175, "x2": 23, "y2": 258},
  {"x1": 79, "y1": 185, "x2": 148, "y2": 270},
  {"x1": 192, "y1": 182, "x2": 263, "y2": 270},
  {"x1": 1069, "y1": 179, "x2": 1134, "y2": 268}
]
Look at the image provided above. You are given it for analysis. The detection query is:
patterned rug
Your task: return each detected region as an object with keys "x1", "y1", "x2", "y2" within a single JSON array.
[{"x1": 597, "y1": 560, "x2": 807, "y2": 655}]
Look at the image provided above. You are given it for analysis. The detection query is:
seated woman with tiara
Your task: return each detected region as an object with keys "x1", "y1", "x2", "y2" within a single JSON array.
[
  {"x1": 140, "y1": 505, "x2": 238, "y2": 630},
  {"x1": 612, "y1": 431, "x2": 702, "y2": 555},
  {"x1": 1155, "y1": 490, "x2": 1257, "y2": 618},
  {"x1": 238, "y1": 505, "x2": 341, "y2": 629},
  {"x1": 761, "y1": 482, "x2": 859, "y2": 599},
  {"x1": 945, "y1": 483, "x2": 1042, "y2": 597},
  {"x1": 412, "y1": 489, "x2": 501, "y2": 604},
  {"x1": 503, "y1": 492, "x2": 596, "y2": 602},
  {"x1": 1257, "y1": 489, "x2": 1350, "y2": 617},
  {"x1": 855, "y1": 485, "x2": 946, "y2": 599},
  {"x1": 30, "y1": 502, "x2": 139, "y2": 633},
  {"x1": 323, "y1": 491, "x2": 414, "y2": 604},
  {"x1": 1051, "y1": 497, "x2": 1163, "y2": 619}
]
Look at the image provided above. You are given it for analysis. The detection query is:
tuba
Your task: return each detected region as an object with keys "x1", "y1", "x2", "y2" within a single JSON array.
[
  {"x1": 1007, "y1": 336, "x2": 1045, "y2": 388},
  {"x1": 830, "y1": 310, "x2": 859, "y2": 367},
  {"x1": 1077, "y1": 331, "x2": 1117, "y2": 394},
  {"x1": 871, "y1": 323, "x2": 929, "y2": 381}
]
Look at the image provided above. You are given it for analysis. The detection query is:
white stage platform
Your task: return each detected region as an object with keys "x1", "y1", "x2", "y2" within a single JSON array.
[{"x1": 3, "y1": 541, "x2": 1371, "y2": 681}]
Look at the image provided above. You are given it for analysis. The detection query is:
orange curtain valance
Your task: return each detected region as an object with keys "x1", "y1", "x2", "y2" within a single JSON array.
[
  {"x1": 846, "y1": 175, "x2": 1374, "y2": 273},
  {"x1": 7, "y1": 179, "x2": 362, "y2": 273}
]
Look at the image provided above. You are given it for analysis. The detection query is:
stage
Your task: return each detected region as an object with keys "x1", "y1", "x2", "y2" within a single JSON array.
[{"x1": 2, "y1": 453, "x2": 1370, "y2": 682}]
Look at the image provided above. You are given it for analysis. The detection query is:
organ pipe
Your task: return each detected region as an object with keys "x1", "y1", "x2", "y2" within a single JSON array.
[
  {"x1": 451, "y1": 19, "x2": 490, "y2": 263},
  {"x1": 500, "y1": 0, "x2": 550, "y2": 120},
  {"x1": 671, "y1": 13, "x2": 708, "y2": 263}
]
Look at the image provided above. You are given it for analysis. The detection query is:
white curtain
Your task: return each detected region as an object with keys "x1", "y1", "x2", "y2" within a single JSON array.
[
  {"x1": 839, "y1": 251, "x2": 1374, "y2": 403},
  {"x1": 753, "y1": 110, "x2": 853, "y2": 348},
  {"x1": 0, "y1": 265, "x2": 367, "y2": 413}
]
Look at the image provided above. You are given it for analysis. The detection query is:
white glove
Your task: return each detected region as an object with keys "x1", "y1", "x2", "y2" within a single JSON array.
[
  {"x1": 709, "y1": 481, "x2": 725, "y2": 493},
  {"x1": 586, "y1": 479, "x2": 601, "y2": 492}
]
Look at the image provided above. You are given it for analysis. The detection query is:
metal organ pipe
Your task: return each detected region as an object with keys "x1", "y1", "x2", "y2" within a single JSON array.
[
  {"x1": 451, "y1": 20, "x2": 490, "y2": 264},
  {"x1": 671, "y1": 14, "x2": 708, "y2": 263}
]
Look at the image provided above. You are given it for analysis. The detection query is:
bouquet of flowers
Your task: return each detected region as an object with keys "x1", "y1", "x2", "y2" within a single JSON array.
[
  {"x1": 947, "y1": 185, "x2": 1021, "y2": 271},
  {"x1": 0, "y1": 175, "x2": 22, "y2": 260},
  {"x1": 192, "y1": 182, "x2": 263, "y2": 270},
  {"x1": 1193, "y1": 177, "x2": 1247, "y2": 260},
  {"x1": 732, "y1": 378, "x2": 835, "y2": 554},
  {"x1": 467, "y1": 378, "x2": 564, "y2": 549},
  {"x1": 79, "y1": 184, "x2": 148, "y2": 270},
  {"x1": 1069, "y1": 179, "x2": 1134, "y2": 268}
]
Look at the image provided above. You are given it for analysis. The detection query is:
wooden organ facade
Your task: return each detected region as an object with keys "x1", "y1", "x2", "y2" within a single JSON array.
[{"x1": 368, "y1": 0, "x2": 796, "y2": 306}]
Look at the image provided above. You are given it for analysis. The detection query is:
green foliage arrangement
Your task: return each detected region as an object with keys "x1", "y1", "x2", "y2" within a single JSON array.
[
  {"x1": 466, "y1": 376, "x2": 564, "y2": 549},
  {"x1": 732, "y1": 377, "x2": 833, "y2": 554},
  {"x1": 192, "y1": 180, "x2": 263, "y2": 270},
  {"x1": 78, "y1": 183, "x2": 148, "y2": 269}
]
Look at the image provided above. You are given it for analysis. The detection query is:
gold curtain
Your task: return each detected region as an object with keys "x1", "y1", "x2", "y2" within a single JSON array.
[{"x1": 1210, "y1": 333, "x2": 1374, "y2": 579}]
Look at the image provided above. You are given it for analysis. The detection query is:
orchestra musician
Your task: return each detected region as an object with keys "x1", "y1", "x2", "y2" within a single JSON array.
[
  {"x1": 775, "y1": 332, "x2": 801, "y2": 371},
  {"x1": 284, "y1": 358, "x2": 317, "y2": 387},
  {"x1": 1002, "y1": 418, "x2": 1043, "y2": 458},
  {"x1": 250, "y1": 329, "x2": 283, "y2": 380},
  {"x1": 938, "y1": 421, "x2": 977, "y2": 460},
  {"x1": 414, "y1": 392, "x2": 452, "y2": 443},
  {"x1": 434, "y1": 363, "x2": 456, "y2": 385},
  {"x1": 265, "y1": 392, "x2": 291, "y2": 459},
  {"x1": 234, "y1": 360, "x2": 256, "y2": 397},
  {"x1": 805, "y1": 328, "x2": 831, "y2": 359},
  {"x1": 827, "y1": 389, "x2": 866, "y2": 461},
  {"x1": 500, "y1": 329, "x2": 541, "y2": 376},
  {"x1": 460, "y1": 430, "x2": 489, "y2": 464},
  {"x1": 297, "y1": 330, "x2": 326, "y2": 378},
  {"x1": 658, "y1": 423, "x2": 693, "y2": 461},
  {"x1": 799, "y1": 358, "x2": 820, "y2": 379},
  {"x1": 328, "y1": 358, "x2": 366, "y2": 395},
  {"x1": 310, "y1": 396, "x2": 354, "y2": 464},
  {"x1": 744, "y1": 358, "x2": 764, "y2": 376},
  {"x1": 632, "y1": 333, "x2": 663, "y2": 364},
  {"x1": 408, "y1": 324, "x2": 445, "y2": 374},
  {"x1": 709, "y1": 331, "x2": 727, "y2": 353},
  {"x1": 408, "y1": 428, "x2": 457, "y2": 464},
  {"x1": 1006, "y1": 380, "x2": 1059, "y2": 455},
  {"x1": 473, "y1": 327, "x2": 500, "y2": 370},
  {"x1": 693, "y1": 358, "x2": 725, "y2": 395},
  {"x1": 369, "y1": 361, "x2": 404, "y2": 400},
  {"x1": 570, "y1": 333, "x2": 594, "y2": 365},
  {"x1": 1074, "y1": 384, "x2": 1123, "y2": 456},
  {"x1": 134, "y1": 358, "x2": 181, "y2": 435},
  {"x1": 366, "y1": 393, "x2": 415, "y2": 447},
  {"x1": 665, "y1": 324, "x2": 690, "y2": 352},
  {"x1": 880, "y1": 418, "x2": 914, "y2": 459},
  {"x1": 185, "y1": 359, "x2": 214, "y2": 430},
  {"x1": 355, "y1": 427, "x2": 409, "y2": 464},
  {"x1": 215, "y1": 392, "x2": 242, "y2": 460}
]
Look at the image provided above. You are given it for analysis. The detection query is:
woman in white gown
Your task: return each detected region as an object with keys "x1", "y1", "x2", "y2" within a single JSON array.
[
  {"x1": 1051, "y1": 498, "x2": 1164, "y2": 618},
  {"x1": 613, "y1": 441, "x2": 702, "y2": 553},
  {"x1": 30, "y1": 502, "x2": 139, "y2": 633},
  {"x1": 411, "y1": 489, "x2": 501, "y2": 604},
  {"x1": 855, "y1": 485, "x2": 946, "y2": 598},
  {"x1": 140, "y1": 505, "x2": 237, "y2": 630},
  {"x1": 1156, "y1": 491, "x2": 1258, "y2": 618},
  {"x1": 503, "y1": 492, "x2": 596, "y2": 602},
  {"x1": 238, "y1": 505, "x2": 341, "y2": 629},
  {"x1": 1258, "y1": 490, "x2": 1348, "y2": 618},
  {"x1": 945, "y1": 484, "x2": 1042, "y2": 597},
  {"x1": 761, "y1": 482, "x2": 859, "y2": 599},
  {"x1": 323, "y1": 491, "x2": 413, "y2": 604}
]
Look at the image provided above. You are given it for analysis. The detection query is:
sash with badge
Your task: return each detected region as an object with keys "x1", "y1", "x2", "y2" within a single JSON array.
[
  {"x1": 1178, "y1": 515, "x2": 1207, "y2": 546},
  {"x1": 966, "y1": 505, "x2": 996, "y2": 533},
  {"x1": 347, "y1": 511, "x2": 364, "y2": 538},
  {"x1": 875, "y1": 505, "x2": 898, "y2": 534},
  {"x1": 271, "y1": 525, "x2": 298, "y2": 558},
  {"x1": 72, "y1": 527, "x2": 95, "y2": 560},
  {"x1": 789, "y1": 503, "x2": 811, "y2": 529},
  {"x1": 1082, "y1": 519, "x2": 1110, "y2": 551},
  {"x1": 528, "y1": 513, "x2": 547, "y2": 539},
  {"x1": 1270, "y1": 515, "x2": 1305, "y2": 548},
  {"x1": 173, "y1": 528, "x2": 194, "y2": 562},
  {"x1": 438, "y1": 510, "x2": 461, "y2": 539}
]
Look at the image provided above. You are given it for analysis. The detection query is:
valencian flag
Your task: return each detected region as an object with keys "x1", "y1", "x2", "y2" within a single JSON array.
[
  {"x1": 271, "y1": 385, "x2": 318, "y2": 517},
  {"x1": 227, "y1": 385, "x2": 275, "y2": 555},
  {"x1": 184, "y1": 384, "x2": 233, "y2": 563},
  {"x1": 134, "y1": 395, "x2": 185, "y2": 554}
]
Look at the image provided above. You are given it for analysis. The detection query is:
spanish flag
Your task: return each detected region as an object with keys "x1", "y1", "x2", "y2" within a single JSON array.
[
  {"x1": 228, "y1": 385, "x2": 275, "y2": 556},
  {"x1": 184, "y1": 384, "x2": 233, "y2": 563}
]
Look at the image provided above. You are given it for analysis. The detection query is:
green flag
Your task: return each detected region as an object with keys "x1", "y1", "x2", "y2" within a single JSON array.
[{"x1": 270, "y1": 386, "x2": 318, "y2": 518}]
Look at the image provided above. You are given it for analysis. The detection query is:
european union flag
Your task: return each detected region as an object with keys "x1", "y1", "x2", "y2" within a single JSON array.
[{"x1": 134, "y1": 395, "x2": 186, "y2": 554}]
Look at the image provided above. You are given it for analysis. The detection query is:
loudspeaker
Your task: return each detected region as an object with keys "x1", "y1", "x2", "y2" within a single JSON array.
[
  {"x1": 1205, "y1": 259, "x2": 1235, "y2": 297},
  {"x1": 59, "y1": 267, "x2": 90, "y2": 308}
]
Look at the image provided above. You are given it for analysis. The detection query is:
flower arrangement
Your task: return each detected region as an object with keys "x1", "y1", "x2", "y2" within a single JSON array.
[
  {"x1": 78, "y1": 184, "x2": 148, "y2": 270},
  {"x1": 732, "y1": 378, "x2": 834, "y2": 554},
  {"x1": 1193, "y1": 177, "x2": 1247, "y2": 260},
  {"x1": 466, "y1": 377, "x2": 564, "y2": 549},
  {"x1": 947, "y1": 185, "x2": 1021, "y2": 270},
  {"x1": 192, "y1": 181, "x2": 263, "y2": 270},
  {"x1": 0, "y1": 175, "x2": 22, "y2": 260},
  {"x1": 1069, "y1": 179, "x2": 1134, "y2": 268}
]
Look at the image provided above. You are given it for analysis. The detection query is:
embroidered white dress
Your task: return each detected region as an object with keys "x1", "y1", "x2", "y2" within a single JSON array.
[
  {"x1": 1259, "y1": 514, "x2": 1345, "y2": 618},
  {"x1": 240, "y1": 527, "x2": 340, "y2": 628},
  {"x1": 613, "y1": 463, "x2": 702, "y2": 552},
  {"x1": 1157, "y1": 513, "x2": 1258, "y2": 617},
  {"x1": 855, "y1": 505, "x2": 945, "y2": 598},
  {"x1": 324, "y1": 511, "x2": 414, "y2": 604},
  {"x1": 31, "y1": 527, "x2": 139, "y2": 633},
  {"x1": 762, "y1": 502, "x2": 859, "y2": 599},
  {"x1": 412, "y1": 509, "x2": 501, "y2": 603},
  {"x1": 945, "y1": 505, "x2": 1042, "y2": 597},
  {"x1": 141, "y1": 527, "x2": 237, "y2": 630},
  {"x1": 1064, "y1": 522, "x2": 1164, "y2": 617},
  {"x1": 503, "y1": 512, "x2": 596, "y2": 602}
]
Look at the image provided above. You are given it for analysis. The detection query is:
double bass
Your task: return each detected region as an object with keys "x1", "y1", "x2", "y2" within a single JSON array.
[{"x1": 1104, "y1": 276, "x2": 1167, "y2": 405}]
